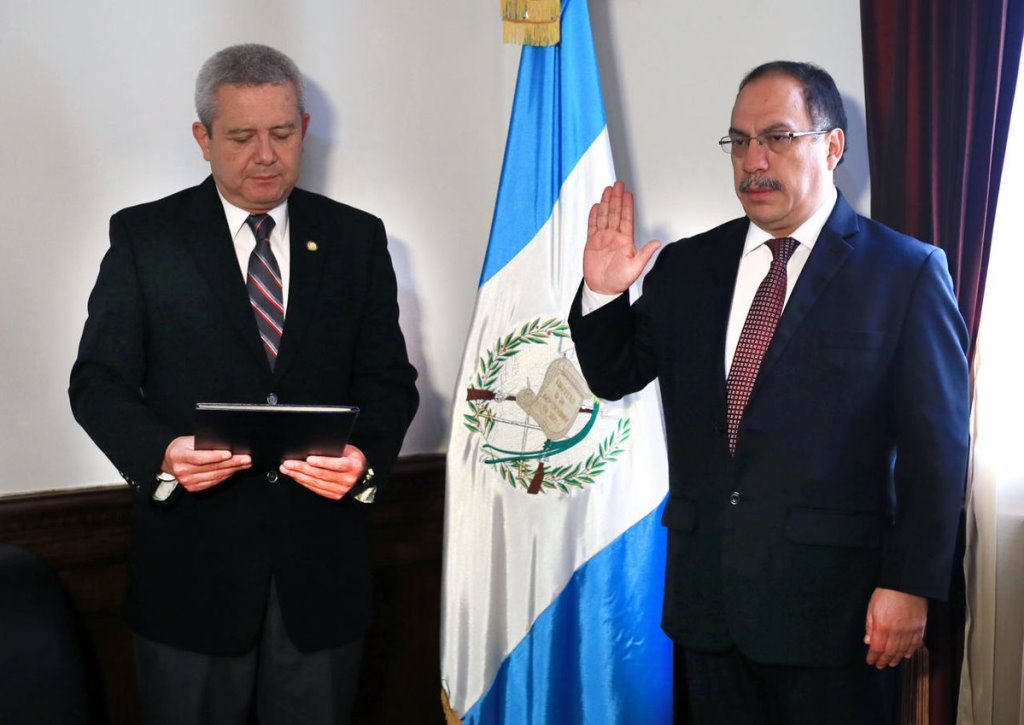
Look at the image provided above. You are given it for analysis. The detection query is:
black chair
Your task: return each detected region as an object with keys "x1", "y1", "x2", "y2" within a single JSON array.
[{"x1": 0, "y1": 545, "x2": 90, "y2": 724}]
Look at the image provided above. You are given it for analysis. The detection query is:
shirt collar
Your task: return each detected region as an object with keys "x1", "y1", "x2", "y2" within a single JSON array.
[
  {"x1": 741, "y1": 185, "x2": 838, "y2": 256},
  {"x1": 215, "y1": 187, "x2": 289, "y2": 239}
]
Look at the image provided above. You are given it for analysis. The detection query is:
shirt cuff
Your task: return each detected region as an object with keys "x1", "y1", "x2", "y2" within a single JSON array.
[{"x1": 580, "y1": 282, "x2": 623, "y2": 315}]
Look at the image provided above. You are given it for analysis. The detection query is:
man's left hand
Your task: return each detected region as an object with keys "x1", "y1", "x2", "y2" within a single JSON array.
[
  {"x1": 280, "y1": 444, "x2": 367, "y2": 500},
  {"x1": 864, "y1": 587, "x2": 928, "y2": 669}
]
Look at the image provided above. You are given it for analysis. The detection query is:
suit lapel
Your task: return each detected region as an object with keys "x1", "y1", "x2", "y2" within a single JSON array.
[
  {"x1": 184, "y1": 177, "x2": 269, "y2": 370},
  {"x1": 274, "y1": 189, "x2": 328, "y2": 379},
  {"x1": 711, "y1": 227, "x2": 747, "y2": 399},
  {"x1": 756, "y1": 192, "x2": 859, "y2": 384}
]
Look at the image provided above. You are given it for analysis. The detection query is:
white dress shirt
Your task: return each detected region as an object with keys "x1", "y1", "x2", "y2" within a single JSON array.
[
  {"x1": 217, "y1": 190, "x2": 292, "y2": 313},
  {"x1": 581, "y1": 186, "x2": 838, "y2": 377}
]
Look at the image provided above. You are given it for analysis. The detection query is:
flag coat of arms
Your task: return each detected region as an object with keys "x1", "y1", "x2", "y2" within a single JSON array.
[{"x1": 440, "y1": 0, "x2": 673, "y2": 722}]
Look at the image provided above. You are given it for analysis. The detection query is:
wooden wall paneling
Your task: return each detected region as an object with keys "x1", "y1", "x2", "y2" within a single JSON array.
[{"x1": 0, "y1": 453, "x2": 446, "y2": 725}]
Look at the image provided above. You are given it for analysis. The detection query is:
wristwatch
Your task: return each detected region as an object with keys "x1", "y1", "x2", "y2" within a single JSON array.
[
  {"x1": 349, "y1": 467, "x2": 376, "y2": 504},
  {"x1": 154, "y1": 472, "x2": 179, "y2": 502}
]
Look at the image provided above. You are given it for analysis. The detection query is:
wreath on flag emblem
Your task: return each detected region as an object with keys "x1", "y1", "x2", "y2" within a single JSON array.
[{"x1": 463, "y1": 317, "x2": 630, "y2": 494}]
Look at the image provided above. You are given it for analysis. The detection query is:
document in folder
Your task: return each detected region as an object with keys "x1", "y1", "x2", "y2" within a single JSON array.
[{"x1": 194, "y1": 403, "x2": 360, "y2": 466}]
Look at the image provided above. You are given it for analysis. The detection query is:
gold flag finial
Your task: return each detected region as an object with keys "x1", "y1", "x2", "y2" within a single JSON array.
[{"x1": 502, "y1": 0, "x2": 560, "y2": 46}]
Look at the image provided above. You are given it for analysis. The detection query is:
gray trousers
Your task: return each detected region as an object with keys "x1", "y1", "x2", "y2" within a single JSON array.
[{"x1": 134, "y1": 580, "x2": 363, "y2": 725}]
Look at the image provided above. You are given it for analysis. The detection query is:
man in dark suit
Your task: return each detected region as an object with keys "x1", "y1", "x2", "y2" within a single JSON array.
[
  {"x1": 69, "y1": 44, "x2": 418, "y2": 724},
  {"x1": 569, "y1": 61, "x2": 969, "y2": 723}
]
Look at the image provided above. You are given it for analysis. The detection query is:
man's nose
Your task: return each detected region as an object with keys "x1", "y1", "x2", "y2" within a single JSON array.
[
  {"x1": 254, "y1": 135, "x2": 276, "y2": 163},
  {"x1": 742, "y1": 138, "x2": 770, "y2": 173}
]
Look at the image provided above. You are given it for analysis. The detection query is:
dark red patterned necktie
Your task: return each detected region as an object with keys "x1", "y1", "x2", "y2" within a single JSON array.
[
  {"x1": 725, "y1": 237, "x2": 798, "y2": 454},
  {"x1": 245, "y1": 214, "x2": 285, "y2": 368}
]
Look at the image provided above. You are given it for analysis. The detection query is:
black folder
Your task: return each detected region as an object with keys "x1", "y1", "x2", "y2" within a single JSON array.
[{"x1": 194, "y1": 403, "x2": 360, "y2": 466}]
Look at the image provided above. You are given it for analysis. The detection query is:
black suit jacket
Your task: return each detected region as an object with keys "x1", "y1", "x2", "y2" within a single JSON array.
[
  {"x1": 569, "y1": 193, "x2": 970, "y2": 667},
  {"x1": 70, "y1": 177, "x2": 419, "y2": 655}
]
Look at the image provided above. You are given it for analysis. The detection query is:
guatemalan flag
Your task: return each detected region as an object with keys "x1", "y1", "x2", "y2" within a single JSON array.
[{"x1": 440, "y1": 0, "x2": 673, "y2": 722}]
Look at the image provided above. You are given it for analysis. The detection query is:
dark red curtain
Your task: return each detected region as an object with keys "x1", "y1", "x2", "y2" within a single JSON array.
[
  {"x1": 860, "y1": 0, "x2": 1023, "y2": 356},
  {"x1": 860, "y1": 2, "x2": 1024, "y2": 723}
]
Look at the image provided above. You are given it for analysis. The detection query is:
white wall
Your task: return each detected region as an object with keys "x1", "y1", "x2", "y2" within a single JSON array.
[
  {"x1": 0, "y1": 0, "x2": 866, "y2": 495},
  {"x1": 591, "y1": 1, "x2": 870, "y2": 246}
]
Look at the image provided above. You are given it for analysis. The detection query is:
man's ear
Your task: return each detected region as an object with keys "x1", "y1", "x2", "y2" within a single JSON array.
[
  {"x1": 826, "y1": 127, "x2": 845, "y2": 170},
  {"x1": 192, "y1": 122, "x2": 213, "y2": 162}
]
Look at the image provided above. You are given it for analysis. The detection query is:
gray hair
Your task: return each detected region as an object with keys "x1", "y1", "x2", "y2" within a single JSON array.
[
  {"x1": 195, "y1": 44, "x2": 305, "y2": 130},
  {"x1": 739, "y1": 60, "x2": 847, "y2": 164}
]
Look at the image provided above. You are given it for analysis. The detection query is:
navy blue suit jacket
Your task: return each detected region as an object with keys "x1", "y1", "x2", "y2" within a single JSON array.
[
  {"x1": 569, "y1": 192, "x2": 969, "y2": 666},
  {"x1": 70, "y1": 177, "x2": 419, "y2": 655}
]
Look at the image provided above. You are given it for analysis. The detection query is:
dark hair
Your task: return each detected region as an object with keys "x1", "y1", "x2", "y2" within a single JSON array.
[
  {"x1": 195, "y1": 44, "x2": 305, "y2": 131},
  {"x1": 739, "y1": 61, "x2": 847, "y2": 161}
]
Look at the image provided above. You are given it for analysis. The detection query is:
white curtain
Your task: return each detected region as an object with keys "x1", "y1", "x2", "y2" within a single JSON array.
[{"x1": 958, "y1": 58, "x2": 1024, "y2": 725}]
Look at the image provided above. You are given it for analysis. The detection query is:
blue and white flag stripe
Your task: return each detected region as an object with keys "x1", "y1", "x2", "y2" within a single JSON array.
[
  {"x1": 480, "y1": 4, "x2": 608, "y2": 285},
  {"x1": 460, "y1": 502, "x2": 671, "y2": 723},
  {"x1": 442, "y1": 0, "x2": 672, "y2": 721}
]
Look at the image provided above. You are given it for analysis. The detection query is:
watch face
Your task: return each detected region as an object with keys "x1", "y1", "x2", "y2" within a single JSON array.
[
  {"x1": 353, "y1": 486, "x2": 376, "y2": 504},
  {"x1": 153, "y1": 478, "x2": 179, "y2": 502}
]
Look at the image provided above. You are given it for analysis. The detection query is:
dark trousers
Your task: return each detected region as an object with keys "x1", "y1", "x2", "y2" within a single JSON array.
[
  {"x1": 135, "y1": 580, "x2": 363, "y2": 725},
  {"x1": 676, "y1": 646, "x2": 898, "y2": 725}
]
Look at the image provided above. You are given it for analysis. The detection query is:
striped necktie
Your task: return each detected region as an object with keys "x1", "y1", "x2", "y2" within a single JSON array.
[
  {"x1": 725, "y1": 236, "x2": 799, "y2": 454},
  {"x1": 245, "y1": 214, "x2": 285, "y2": 368}
]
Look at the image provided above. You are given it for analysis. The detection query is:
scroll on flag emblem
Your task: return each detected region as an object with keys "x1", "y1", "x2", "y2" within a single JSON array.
[{"x1": 440, "y1": 0, "x2": 673, "y2": 722}]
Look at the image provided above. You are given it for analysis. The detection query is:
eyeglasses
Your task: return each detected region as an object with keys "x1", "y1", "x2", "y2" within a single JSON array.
[{"x1": 718, "y1": 129, "x2": 830, "y2": 156}]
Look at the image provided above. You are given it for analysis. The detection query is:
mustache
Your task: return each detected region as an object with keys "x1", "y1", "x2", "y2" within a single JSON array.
[{"x1": 739, "y1": 175, "x2": 784, "y2": 193}]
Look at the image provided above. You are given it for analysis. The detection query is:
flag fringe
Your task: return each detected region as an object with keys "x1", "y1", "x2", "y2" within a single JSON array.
[
  {"x1": 503, "y1": 19, "x2": 560, "y2": 47},
  {"x1": 899, "y1": 646, "x2": 931, "y2": 724},
  {"x1": 441, "y1": 687, "x2": 464, "y2": 725},
  {"x1": 502, "y1": 0, "x2": 561, "y2": 46}
]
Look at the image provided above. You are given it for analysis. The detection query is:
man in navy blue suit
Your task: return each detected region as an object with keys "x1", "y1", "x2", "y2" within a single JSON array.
[{"x1": 569, "y1": 61, "x2": 969, "y2": 723}]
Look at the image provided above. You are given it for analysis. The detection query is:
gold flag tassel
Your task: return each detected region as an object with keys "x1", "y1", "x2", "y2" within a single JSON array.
[
  {"x1": 502, "y1": 0, "x2": 561, "y2": 46},
  {"x1": 441, "y1": 687, "x2": 464, "y2": 725},
  {"x1": 899, "y1": 646, "x2": 931, "y2": 724}
]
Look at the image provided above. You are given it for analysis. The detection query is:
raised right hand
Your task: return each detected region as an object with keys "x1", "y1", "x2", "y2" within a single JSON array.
[
  {"x1": 583, "y1": 181, "x2": 661, "y2": 295},
  {"x1": 162, "y1": 436, "x2": 251, "y2": 492}
]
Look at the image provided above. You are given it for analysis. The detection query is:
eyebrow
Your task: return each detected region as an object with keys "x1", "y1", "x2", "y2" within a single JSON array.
[
  {"x1": 224, "y1": 122, "x2": 298, "y2": 136},
  {"x1": 728, "y1": 123, "x2": 797, "y2": 136}
]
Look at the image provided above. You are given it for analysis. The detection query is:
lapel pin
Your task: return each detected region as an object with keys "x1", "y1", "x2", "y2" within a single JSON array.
[{"x1": 306, "y1": 240, "x2": 318, "y2": 252}]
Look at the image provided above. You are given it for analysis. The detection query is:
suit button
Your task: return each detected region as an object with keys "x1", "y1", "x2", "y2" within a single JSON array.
[
  {"x1": 714, "y1": 419, "x2": 726, "y2": 436},
  {"x1": 267, "y1": 393, "x2": 279, "y2": 405},
  {"x1": 729, "y1": 491, "x2": 740, "y2": 505},
  {"x1": 266, "y1": 471, "x2": 279, "y2": 483}
]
